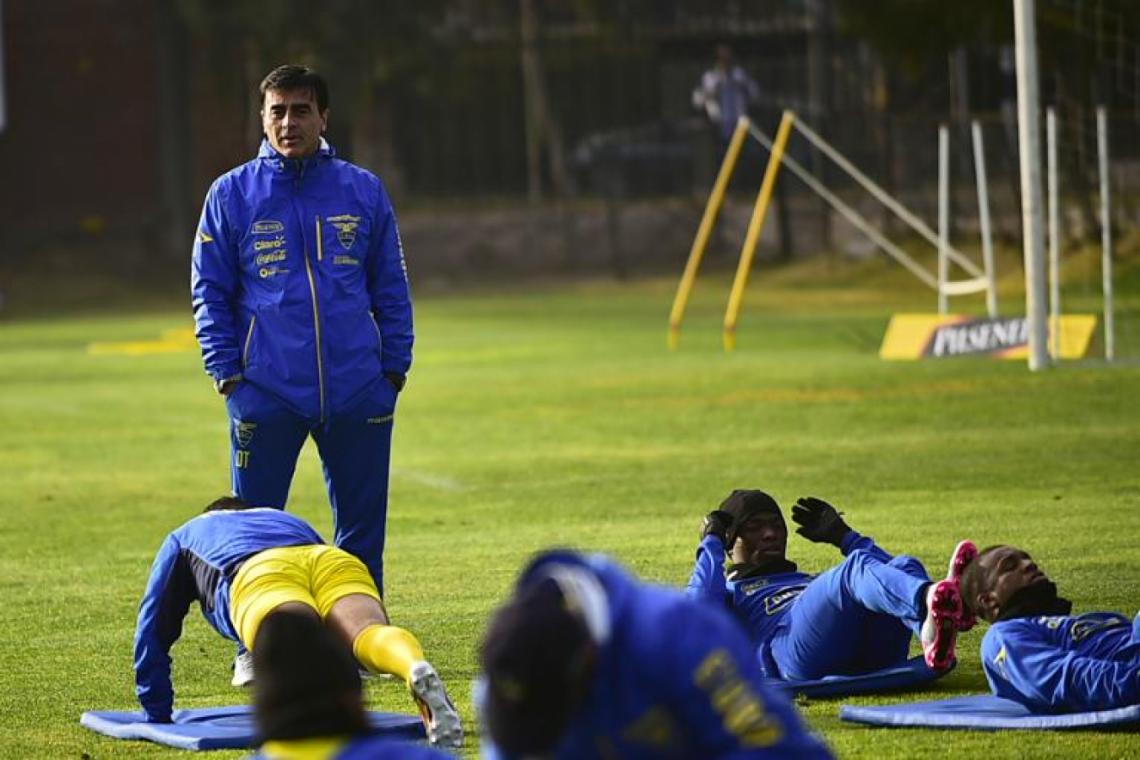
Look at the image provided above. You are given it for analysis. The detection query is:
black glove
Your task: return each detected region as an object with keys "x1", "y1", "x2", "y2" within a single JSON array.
[
  {"x1": 700, "y1": 510, "x2": 734, "y2": 545},
  {"x1": 791, "y1": 497, "x2": 851, "y2": 546}
]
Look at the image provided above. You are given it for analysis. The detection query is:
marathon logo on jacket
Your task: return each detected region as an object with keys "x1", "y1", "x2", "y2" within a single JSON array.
[
  {"x1": 327, "y1": 214, "x2": 360, "y2": 250},
  {"x1": 1069, "y1": 612, "x2": 1128, "y2": 643},
  {"x1": 763, "y1": 586, "x2": 807, "y2": 616},
  {"x1": 251, "y1": 220, "x2": 284, "y2": 235}
]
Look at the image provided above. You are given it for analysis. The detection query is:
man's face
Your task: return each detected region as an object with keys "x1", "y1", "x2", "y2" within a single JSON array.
[
  {"x1": 261, "y1": 87, "x2": 327, "y2": 159},
  {"x1": 731, "y1": 513, "x2": 787, "y2": 565},
  {"x1": 975, "y1": 545, "x2": 1052, "y2": 620}
]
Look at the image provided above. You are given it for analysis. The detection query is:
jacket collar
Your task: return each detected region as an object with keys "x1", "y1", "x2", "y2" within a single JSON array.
[{"x1": 256, "y1": 137, "x2": 336, "y2": 162}]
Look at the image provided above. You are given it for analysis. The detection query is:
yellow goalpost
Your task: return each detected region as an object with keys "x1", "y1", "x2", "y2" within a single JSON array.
[{"x1": 668, "y1": 111, "x2": 795, "y2": 352}]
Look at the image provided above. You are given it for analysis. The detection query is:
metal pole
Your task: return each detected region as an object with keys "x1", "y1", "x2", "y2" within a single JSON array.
[
  {"x1": 938, "y1": 125, "x2": 950, "y2": 314},
  {"x1": 971, "y1": 120, "x2": 998, "y2": 316},
  {"x1": 0, "y1": 0, "x2": 7, "y2": 134},
  {"x1": 668, "y1": 117, "x2": 751, "y2": 349},
  {"x1": 724, "y1": 111, "x2": 795, "y2": 352},
  {"x1": 748, "y1": 122, "x2": 940, "y2": 289},
  {"x1": 793, "y1": 119, "x2": 984, "y2": 277},
  {"x1": 1047, "y1": 108, "x2": 1061, "y2": 360},
  {"x1": 1013, "y1": 0, "x2": 1050, "y2": 371},
  {"x1": 1097, "y1": 106, "x2": 1115, "y2": 361}
]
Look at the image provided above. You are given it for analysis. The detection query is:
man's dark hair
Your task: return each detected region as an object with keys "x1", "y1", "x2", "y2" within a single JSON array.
[
  {"x1": 480, "y1": 577, "x2": 597, "y2": 754},
  {"x1": 260, "y1": 64, "x2": 329, "y2": 112},
  {"x1": 203, "y1": 495, "x2": 257, "y2": 513},
  {"x1": 959, "y1": 545, "x2": 1002, "y2": 618}
]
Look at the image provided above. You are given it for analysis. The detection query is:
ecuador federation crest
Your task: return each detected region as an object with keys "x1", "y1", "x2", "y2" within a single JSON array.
[
  {"x1": 234, "y1": 421, "x2": 257, "y2": 447},
  {"x1": 327, "y1": 214, "x2": 361, "y2": 251}
]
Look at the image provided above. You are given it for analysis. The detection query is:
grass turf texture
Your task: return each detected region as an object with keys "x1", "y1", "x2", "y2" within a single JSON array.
[{"x1": 1, "y1": 252, "x2": 1138, "y2": 758}]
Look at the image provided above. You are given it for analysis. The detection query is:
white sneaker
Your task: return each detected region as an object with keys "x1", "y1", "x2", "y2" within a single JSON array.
[
  {"x1": 409, "y1": 661, "x2": 463, "y2": 748},
  {"x1": 231, "y1": 651, "x2": 255, "y2": 688}
]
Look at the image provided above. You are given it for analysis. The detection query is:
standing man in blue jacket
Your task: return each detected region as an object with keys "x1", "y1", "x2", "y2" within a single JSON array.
[
  {"x1": 687, "y1": 490, "x2": 973, "y2": 680},
  {"x1": 960, "y1": 544, "x2": 1140, "y2": 712},
  {"x1": 477, "y1": 549, "x2": 833, "y2": 759},
  {"x1": 191, "y1": 64, "x2": 413, "y2": 686}
]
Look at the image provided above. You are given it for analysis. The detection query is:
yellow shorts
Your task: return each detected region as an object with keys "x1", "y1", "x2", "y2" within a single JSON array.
[{"x1": 229, "y1": 544, "x2": 381, "y2": 649}]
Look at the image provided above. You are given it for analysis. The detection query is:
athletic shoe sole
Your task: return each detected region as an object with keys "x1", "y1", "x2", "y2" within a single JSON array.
[
  {"x1": 921, "y1": 580, "x2": 962, "y2": 672},
  {"x1": 946, "y1": 540, "x2": 979, "y2": 631},
  {"x1": 410, "y1": 662, "x2": 463, "y2": 749}
]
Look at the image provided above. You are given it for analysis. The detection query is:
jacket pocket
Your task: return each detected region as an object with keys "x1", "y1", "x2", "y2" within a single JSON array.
[
  {"x1": 368, "y1": 312, "x2": 383, "y2": 357},
  {"x1": 241, "y1": 315, "x2": 257, "y2": 368}
]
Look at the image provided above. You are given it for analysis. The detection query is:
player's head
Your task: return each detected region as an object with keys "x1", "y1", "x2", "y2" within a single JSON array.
[
  {"x1": 719, "y1": 489, "x2": 788, "y2": 565},
  {"x1": 479, "y1": 569, "x2": 605, "y2": 755},
  {"x1": 960, "y1": 545, "x2": 1064, "y2": 623},
  {"x1": 252, "y1": 610, "x2": 367, "y2": 742},
  {"x1": 203, "y1": 495, "x2": 258, "y2": 512},
  {"x1": 259, "y1": 64, "x2": 329, "y2": 159},
  {"x1": 716, "y1": 43, "x2": 734, "y2": 68}
]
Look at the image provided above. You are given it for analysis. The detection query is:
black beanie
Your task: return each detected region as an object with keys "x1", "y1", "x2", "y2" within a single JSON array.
[
  {"x1": 719, "y1": 489, "x2": 784, "y2": 542},
  {"x1": 252, "y1": 611, "x2": 367, "y2": 742}
]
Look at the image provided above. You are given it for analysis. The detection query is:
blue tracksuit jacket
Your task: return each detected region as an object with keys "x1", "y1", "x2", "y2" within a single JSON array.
[
  {"x1": 981, "y1": 611, "x2": 1140, "y2": 712},
  {"x1": 133, "y1": 508, "x2": 324, "y2": 722},
  {"x1": 191, "y1": 138, "x2": 413, "y2": 420},
  {"x1": 480, "y1": 551, "x2": 832, "y2": 759}
]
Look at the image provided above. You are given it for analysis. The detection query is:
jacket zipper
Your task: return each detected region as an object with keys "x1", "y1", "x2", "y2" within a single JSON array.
[
  {"x1": 315, "y1": 215, "x2": 323, "y2": 261},
  {"x1": 294, "y1": 159, "x2": 326, "y2": 422},
  {"x1": 303, "y1": 254, "x2": 326, "y2": 422},
  {"x1": 242, "y1": 316, "x2": 256, "y2": 367}
]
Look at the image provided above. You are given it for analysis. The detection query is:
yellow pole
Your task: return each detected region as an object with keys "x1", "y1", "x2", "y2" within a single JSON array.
[
  {"x1": 668, "y1": 117, "x2": 751, "y2": 349},
  {"x1": 723, "y1": 110, "x2": 794, "y2": 352}
]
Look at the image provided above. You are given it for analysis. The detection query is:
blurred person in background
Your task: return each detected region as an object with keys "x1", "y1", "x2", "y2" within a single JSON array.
[
  {"x1": 190, "y1": 64, "x2": 413, "y2": 685},
  {"x1": 692, "y1": 44, "x2": 761, "y2": 145}
]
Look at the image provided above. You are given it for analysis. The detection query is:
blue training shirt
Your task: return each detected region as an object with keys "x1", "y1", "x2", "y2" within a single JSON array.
[
  {"x1": 481, "y1": 551, "x2": 832, "y2": 759},
  {"x1": 133, "y1": 508, "x2": 323, "y2": 722},
  {"x1": 687, "y1": 531, "x2": 882, "y2": 676},
  {"x1": 981, "y1": 611, "x2": 1140, "y2": 712}
]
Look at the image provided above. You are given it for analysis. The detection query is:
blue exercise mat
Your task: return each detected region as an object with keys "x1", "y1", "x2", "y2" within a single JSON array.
[
  {"x1": 772, "y1": 656, "x2": 950, "y2": 698},
  {"x1": 80, "y1": 705, "x2": 425, "y2": 750},
  {"x1": 840, "y1": 694, "x2": 1140, "y2": 730}
]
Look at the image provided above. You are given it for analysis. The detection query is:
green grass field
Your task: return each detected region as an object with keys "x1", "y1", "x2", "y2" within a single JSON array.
[{"x1": 1, "y1": 253, "x2": 1139, "y2": 758}]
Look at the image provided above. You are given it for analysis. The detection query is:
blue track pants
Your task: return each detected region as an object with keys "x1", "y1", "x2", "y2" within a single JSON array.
[
  {"x1": 771, "y1": 548, "x2": 930, "y2": 680},
  {"x1": 223, "y1": 378, "x2": 397, "y2": 595}
]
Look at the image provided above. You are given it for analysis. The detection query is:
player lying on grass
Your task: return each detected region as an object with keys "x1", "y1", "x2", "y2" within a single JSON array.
[
  {"x1": 959, "y1": 543, "x2": 1140, "y2": 713},
  {"x1": 687, "y1": 490, "x2": 973, "y2": 680},
  {"x1": 477, "y1": 548, "x2": 833, "y2": 759},
  {"x1": 248, "y1": 611, "x2": 452, "y2": 759},
  {"x1": 132, "y1": 497, "x2": 461, "y2": 749}
]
